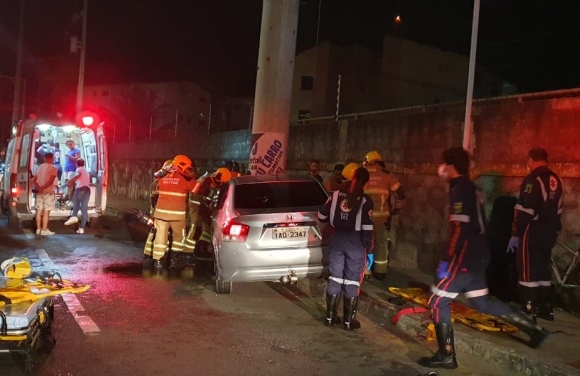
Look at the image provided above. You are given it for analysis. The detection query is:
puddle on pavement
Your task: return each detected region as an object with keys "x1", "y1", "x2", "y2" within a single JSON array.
[
  {"x1": 102, "y1": 262, "x2": 209, "y2": 284},
  {"x1": 103, "y1": 262, "x2": 146, "y2": 277}
]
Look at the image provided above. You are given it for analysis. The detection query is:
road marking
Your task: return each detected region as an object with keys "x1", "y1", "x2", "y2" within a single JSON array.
[
  {"x1": 35, "y1": 249, "x2": 101, "y2": 335},
  {"x1": 23, "y1": 228, "x2": 35, "y2": 239},
  {"x1": 35, "y1": 249, "x2": 53, "y2": 268},
  {"x1": 61, "y1": 293, "x2": 101, "y2": 334}
]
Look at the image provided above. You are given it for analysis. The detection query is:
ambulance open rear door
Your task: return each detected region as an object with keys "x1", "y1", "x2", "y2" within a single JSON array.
[{"x1": 94, "y1": 122, "x2": 108, "y2": 215}]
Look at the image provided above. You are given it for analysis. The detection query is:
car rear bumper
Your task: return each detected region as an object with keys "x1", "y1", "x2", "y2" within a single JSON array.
[{"x1": 217, "y1": 244, "x2": 328, "y2": 282}]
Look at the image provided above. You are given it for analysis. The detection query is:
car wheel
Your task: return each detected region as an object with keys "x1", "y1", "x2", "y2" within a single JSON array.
[{"x1": 215, "y1": 279, "x2": 232, "y2": 294}]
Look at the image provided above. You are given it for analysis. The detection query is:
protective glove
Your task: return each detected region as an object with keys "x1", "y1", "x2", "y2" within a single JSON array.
[
  {"x1": 366, "y1": 254, "x2": 374, "y2": 271},
  {"x1": 507, "y1": 236, "x2": 519, "y2": 253},
  {"x1": 436, "y1": 261, "x2": 450, "y2": 279}
]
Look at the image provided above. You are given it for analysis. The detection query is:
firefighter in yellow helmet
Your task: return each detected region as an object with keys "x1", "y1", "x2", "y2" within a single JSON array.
[
  {"x1": 182, "y1": 167, "x2": 232, "y2": 260},
  {"x1": 362, "y1": 150, "x2": 405, "y2": 280},
  {"x1": 143, "y1": 159, "x2": 174, "y2": 262},
  {"x1": 148, "y1": 155, "x2": 198, "y2": 269}
]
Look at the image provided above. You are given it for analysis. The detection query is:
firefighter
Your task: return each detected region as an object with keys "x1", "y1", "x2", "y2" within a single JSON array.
[
  {"x1": 318, "y1": 167, "x2": 374, "y2": 331},
  {"x1": 143, "y1": 159, "x2": 174, "y2": 261},
  {"x1": 183, "y1": 167, "x2": 232, "y2": 259},
  {"x1": 362, "y1": 151, "x2": 405, "y2": 280},
  {"x1": 507, "y1": 147, "x2": 563, "y2": 321},
  {"x1": 419, "y1": 147, "x2": 548, "y2": 370},
  {"x1": 150, "y1": 155, "x2": 198, "y2": 269}
]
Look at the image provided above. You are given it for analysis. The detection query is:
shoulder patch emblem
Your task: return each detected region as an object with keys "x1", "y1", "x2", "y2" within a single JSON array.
[
  {"x1": 549, "y1": 176, "x2": 558, "y2": 192},
  {"x1": 453, "y1": 202, "x2": 463, "y2": 214},
  {"x1": 368, "y1": 210, "x2": 373, "y2": 218},
  {"x1": 524, "y1": 183, "x2": 533, "y2": 194},
  {"x1": 340, "y1": 199, "x2": 352, "y2": 213}
]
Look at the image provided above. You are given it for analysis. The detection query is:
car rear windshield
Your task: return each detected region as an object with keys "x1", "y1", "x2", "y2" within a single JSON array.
[{"x1": 234, "y1": 181, "x2": 328, "y2": 210}]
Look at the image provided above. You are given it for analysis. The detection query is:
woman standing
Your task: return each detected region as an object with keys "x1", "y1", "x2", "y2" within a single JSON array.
[
  {"x1": 64, "y1": 159, "x2": 91, "y2": 233},
  {"x1": 318, "y1": 167, "x2": 374, "y2": 330}
]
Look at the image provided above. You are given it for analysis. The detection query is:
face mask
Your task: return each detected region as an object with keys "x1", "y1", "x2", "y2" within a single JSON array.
[{"x1": 438, "y1": 164, "x2": 449, "y2": 180}]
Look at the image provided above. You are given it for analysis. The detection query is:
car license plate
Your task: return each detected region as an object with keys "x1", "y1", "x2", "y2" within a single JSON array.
[{"x1": 272, "y1": 227, "x2": 308, "y2": 240}]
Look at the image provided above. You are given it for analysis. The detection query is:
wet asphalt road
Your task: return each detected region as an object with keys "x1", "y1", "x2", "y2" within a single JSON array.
[{"x1": 0, "y1": 215, "x2": 517, "y2": 376}]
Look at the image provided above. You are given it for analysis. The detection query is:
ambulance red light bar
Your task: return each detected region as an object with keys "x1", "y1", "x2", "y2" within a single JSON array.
[
  {"x1": 81, "y1": 116, "x2": 95, "y2": 126},
  {"x1": 75, "y1": 111, "x2": 101, "y2": 128}
]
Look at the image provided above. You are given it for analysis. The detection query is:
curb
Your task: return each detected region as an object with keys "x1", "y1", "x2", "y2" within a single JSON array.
[{"x1": 357, "y1": 295, "x2": 578, "y2": 376}]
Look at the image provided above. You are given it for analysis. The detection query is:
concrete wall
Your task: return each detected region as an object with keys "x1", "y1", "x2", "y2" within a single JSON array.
[{"x1": 109, "y1": 91, "x2": 580, "y2": 274}]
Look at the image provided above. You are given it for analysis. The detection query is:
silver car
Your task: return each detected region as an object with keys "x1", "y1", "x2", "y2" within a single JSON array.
[{"x1": 211, "y1": 174, "x2": 330, "y2": 294}]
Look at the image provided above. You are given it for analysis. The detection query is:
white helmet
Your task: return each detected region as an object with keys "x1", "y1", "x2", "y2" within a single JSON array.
[{"x1": 1, "y1": 257, "x2": 32, "y2": 279}]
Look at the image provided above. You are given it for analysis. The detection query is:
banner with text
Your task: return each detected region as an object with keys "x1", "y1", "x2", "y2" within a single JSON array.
[{"x1": 249, "y1": 132, "x2": 286, "y2": 175}]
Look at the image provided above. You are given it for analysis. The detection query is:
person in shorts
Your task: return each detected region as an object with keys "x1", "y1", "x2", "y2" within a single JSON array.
[{"x1": 32, "y1": 153, "x2": 58, "y2": 235}]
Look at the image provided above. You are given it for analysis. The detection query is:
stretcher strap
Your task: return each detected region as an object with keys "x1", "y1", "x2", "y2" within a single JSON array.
[
  {"x1": 0, "y1": 311, "x2": 6, "y2": 336},
  {"x1": 391, "y1": 307, "x2": 429, "y2": 325}
]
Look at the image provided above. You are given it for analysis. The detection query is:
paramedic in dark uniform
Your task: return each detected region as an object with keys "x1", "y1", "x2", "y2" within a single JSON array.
[
  {"x1": 419, "y1": 147, "x2": 549, "y2": 370},
  {"x1": 507, "y1": 147, "x2": 563, "y2": 321},
  {"x1": 318, "y1": 167, "x2": 374, "y2": 331}
]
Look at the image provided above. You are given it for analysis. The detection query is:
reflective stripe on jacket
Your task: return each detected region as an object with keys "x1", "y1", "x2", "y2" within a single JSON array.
[
  {"x1": 154, "y1": 172, "x2": 197, "y2": 221},
  {"x1": 364, "y1": 166, "x2": 401, "y2": 218}
]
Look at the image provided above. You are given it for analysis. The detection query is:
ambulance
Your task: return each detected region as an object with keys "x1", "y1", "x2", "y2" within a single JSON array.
[{"x1": 1, "y1": 112, "x2": 108, "y2": 228}]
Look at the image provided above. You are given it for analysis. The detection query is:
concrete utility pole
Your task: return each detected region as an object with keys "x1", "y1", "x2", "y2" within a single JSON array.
[
  {"x1": 75, "y1": 0, "x2": 88, "y2": 113},
  {"x1": 248, "y1": 0, "x2": 300, "y2": 175},
  {"x1": 463, "y1": 0, "x2": 480, "y2": 154},
  {"x1": 11, "y1": 0, "x2": 25, "y2": 127}
]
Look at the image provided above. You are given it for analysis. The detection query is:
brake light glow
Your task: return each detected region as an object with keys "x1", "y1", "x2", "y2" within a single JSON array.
[
  {"x1": 11, "y1": 187, "x2": 18, "y2": 195},
  {"x1": 223, "y1": 222, "x2": 250, "y2": 242}
]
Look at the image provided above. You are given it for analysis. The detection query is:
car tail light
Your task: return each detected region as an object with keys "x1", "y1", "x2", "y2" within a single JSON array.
[
  {"x1": 10, "y1": 173, "x2": 18, "y2": 196},
  {"x1": 223, "y1": 222, "x2": 249, "y2": 242}
]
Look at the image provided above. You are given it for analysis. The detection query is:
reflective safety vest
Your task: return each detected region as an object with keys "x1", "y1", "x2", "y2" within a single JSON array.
[
  {"x1": 364, "y1": 165, "x2": 401, "y2": 218},
  {"x1": 154, "y1": 172, "x2": 198, "y2": 221}
]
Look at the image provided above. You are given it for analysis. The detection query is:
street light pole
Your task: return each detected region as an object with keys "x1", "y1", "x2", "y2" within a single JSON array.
[
  {"x1": 76, "y1": 0, "x2": 88, "y2": 113},
  {"x1": 248, "y1": 0, "x2": 300, "y2": 175},
  {"x1": 11, "y1": 0, "x2": 25, "y2": 127},
  {"x1": 463, "y1": 0, "x2": 480, "y2": 154}
]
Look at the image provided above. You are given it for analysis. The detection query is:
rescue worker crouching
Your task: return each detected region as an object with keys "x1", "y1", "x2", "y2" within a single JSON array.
[
  {"x1": 318, "y1": 167, "x2": 374, "y2": 331},
  {"x1": 146, "y1": 155, "x2": 198, "y2": 269},
  {"x1": 362, "y1": 151, "x2": 405, "y2": 280},
  {"x1": 183, "y1": 167, "x2": 232, "y2": 260}
]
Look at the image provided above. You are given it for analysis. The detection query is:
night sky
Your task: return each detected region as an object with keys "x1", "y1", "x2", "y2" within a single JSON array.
[{"x1": 1, "y1": 0, "x2": 580, "y2": 97}]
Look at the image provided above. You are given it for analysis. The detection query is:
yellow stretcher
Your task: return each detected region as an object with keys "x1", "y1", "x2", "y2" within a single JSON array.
[
  {"x1": 0, "y1": 272, "x2": 91, "y2": 374},
  {"x1": 388, "y1": 287, "x2": 518, "y2": 335}
]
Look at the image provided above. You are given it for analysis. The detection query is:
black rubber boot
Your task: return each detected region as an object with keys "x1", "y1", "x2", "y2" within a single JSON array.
[
  {"x1": 325, "y1": 294, "x2": 341, "y2": 326},
  {"x1": 500, "y1": 313, "x2": 550, "y2": 348},
  {"x1": 537, "y1": 285, "x2": 555, "y2": 321},
  {"x1": 343, "y1": 296, "x2": 358, "y2": 331},
  {"x1": 418, "y1": 323, "x2": 458, "y2": 369},
  {"x1": 183, "y1": 253, "x2": 196, "y2": 267},
  {"x1": 349, "y1": 296, "x2": 362, "y2": 330},
  {"x1": 143, "y1": 254, "x2": 153, "y2": 265},
  {"x1": 169, "y1": 252, "x2": 186, "y2": 268},
  {"x1": 520, "y1": 286, "x2": 539, "y2": 321}
]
